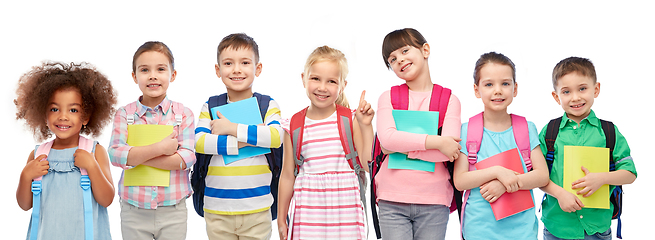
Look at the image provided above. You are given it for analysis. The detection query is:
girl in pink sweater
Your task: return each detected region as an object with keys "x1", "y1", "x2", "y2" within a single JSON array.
[{"x1": 374, "y1": 28, "x2": 462, "y2": 240}]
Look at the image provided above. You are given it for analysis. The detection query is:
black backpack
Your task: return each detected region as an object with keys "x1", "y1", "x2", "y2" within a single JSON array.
[
  {"x1": 544, "y1": 117, "x2": 624, "y2": 239},
  {"x1": 190, "y1": 93, "x2": 283, "y2": 220}
]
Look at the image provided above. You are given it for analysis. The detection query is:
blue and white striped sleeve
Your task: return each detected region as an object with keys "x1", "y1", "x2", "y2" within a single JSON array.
[
  {"x1": 194, "y1": 101, "x2": 239, "y2": 155},
  {"x1": 235, "y1": 98, "x2": 283, "y2": 148}
]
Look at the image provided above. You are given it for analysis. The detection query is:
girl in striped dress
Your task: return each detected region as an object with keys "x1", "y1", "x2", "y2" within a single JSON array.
[{"x1": 277, "y1": 46, "x2": 375, "y2": 240}]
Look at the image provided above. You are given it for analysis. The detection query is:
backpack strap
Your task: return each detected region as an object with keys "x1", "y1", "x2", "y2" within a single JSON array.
[
  {"x1": 390, "y1": 84, "x2": 410, "y2": 110},
  {"x1": 290, "y1": 107, "x2": 308, "y2": 177},
  {"x1": 335, "y1": 105, "x2": 368, "y2": 215},
  {"x1": 125, "y1": 102, "x2": 138, "y2": 125},
  {"x1": 336, "y1": 105, "x2": 360, "y2": 167},
  {"x1": 600, "y1": 119, "x2": 622, "y2": 238},
  {"x1": 170, "y1": 102, "x2": 184, "y2": 127},
  {"x1": 461, "y1": 112, "x2": 484, "y2": 238},
  {"x1": 466, "y1": 112, "x2": 484, "y2": 170},
  {"x1": 31, "y1": 136, "x2": 95, "y2": 240},
  {"x1": 213, "y1": 94, "x2": 227, "y2": 110},
  {"x1": 29, "y1": 140, "x2": 53, "y2": 240},
  {"x1": 429, "y1": 84, "x2": 451, "y2": 129},
  {"x1": 544, "y1": 117, "x2": 563, "y2": 172},
  {"x1": 253, "y1": 93, "x2": 282, "y2": 173},
  {"x1": 77, "y1": 136, "x2": 94, "y2": 240},
  {"x1": 253, "y1": 93, "x2": 271, "y2": 122},
  {"x1": 600, "y1": 120, "x2": 616, "y2": 170},
  {"x1": 511, "y1": 114, "x2": 532, "y2": 171}
]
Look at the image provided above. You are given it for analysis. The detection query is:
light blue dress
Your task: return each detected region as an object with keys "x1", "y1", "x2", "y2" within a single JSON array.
[
  {"x1": 26, "y1": 143, "x2": 111, "y2": 240},
  {"x1": 459, "y1": 122, "x2": 540, "y2": 240}
]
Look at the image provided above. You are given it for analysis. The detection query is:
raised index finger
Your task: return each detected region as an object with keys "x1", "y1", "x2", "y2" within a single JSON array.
[{"x1": 358, "y1": 90, "x2": 367, "y2": 109}]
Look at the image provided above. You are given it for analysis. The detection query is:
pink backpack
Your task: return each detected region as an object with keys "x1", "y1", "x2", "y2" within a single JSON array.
[
  {"x1": 30, "y1": 136, "x2": 95, "y2": 240},
  {"x1": 460, "y1": 112, "x2": 531, "y2": 237}
]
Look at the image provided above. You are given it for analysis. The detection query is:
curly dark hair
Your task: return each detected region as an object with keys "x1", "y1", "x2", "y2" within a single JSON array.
[{"x1": 15, "y1": 61, "x2": 118, "y2": 141}]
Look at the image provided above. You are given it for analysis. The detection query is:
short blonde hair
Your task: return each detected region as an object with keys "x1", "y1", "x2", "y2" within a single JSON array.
[{"x1": 302, "y1": 46, "x2": 350, "y2": 108}]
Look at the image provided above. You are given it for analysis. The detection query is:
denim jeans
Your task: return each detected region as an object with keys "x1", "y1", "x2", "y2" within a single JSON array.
[
  {"x1": 544, "y1": 227, "x2": 612, "y2": 240},
  {"x1": 378, "y1": 200, "x2": 449, "y2": 240}
]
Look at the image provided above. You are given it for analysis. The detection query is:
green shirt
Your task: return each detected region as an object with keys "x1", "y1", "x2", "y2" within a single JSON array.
[{"x1": 539, "y1": 110, "x2": 637, "y2": 239}]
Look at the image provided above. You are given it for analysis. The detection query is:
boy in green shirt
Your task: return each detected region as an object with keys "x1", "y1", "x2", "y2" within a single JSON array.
[{"x1": 539, "y1": 57, "x2": 637, "y2": 240}]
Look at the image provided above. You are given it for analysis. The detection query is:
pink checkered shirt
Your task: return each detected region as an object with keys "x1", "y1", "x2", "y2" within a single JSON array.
[{"x1": 108, "y1": 97, "x2": 196, "y2": 209}]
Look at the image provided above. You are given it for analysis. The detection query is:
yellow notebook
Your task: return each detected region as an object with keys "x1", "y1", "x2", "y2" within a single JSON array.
[
  {"x1": 123, "y1": 125, "x2": 173, "y2": 187},
  {"x1": 563, "y1": 146, "x2": 610, "y2": 209}
]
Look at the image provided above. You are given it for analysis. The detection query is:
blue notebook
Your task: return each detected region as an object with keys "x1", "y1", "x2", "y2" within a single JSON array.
[
  {"x1": 387, "y1": 110, "x2": 439, "y2": 172},
  {"x1": 210, "y1": 97, "x2": 270, "y2": 164}
]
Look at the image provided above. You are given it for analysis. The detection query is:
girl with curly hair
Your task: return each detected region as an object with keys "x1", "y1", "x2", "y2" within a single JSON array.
[{"x1": 15, "y1": 61, "x2": 117, "y2": 240}]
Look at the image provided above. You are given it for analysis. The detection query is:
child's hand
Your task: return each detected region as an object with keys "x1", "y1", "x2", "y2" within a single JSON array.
[
  {"x1": 22, "y1": 155, "x2": 49, "y2": 180},
  {"x1": 480, "y1": 179, "x2": 506, "y2": 203},
  {"x1": 278, "y1": 221, "x2": 288, "y2": 240},
  {"x1": 73, "y1": 149, "x2": 97, "y2": 171},
  {"x1": 495, "y1": 167, "x2": 522, "y2": 193},
  {"x1": 436, "y1": 136, "x2": 462, "y2": 162},
  {"x1": 572, "y1": 166, "x2": 605, "y2": 197},
  {"x1": 158, "y1": 131, "x2": 179, "y2": 156},
  {"x1": 211, "y1": 111, "x2": 237, "y2": 136},
  {"x1": 557, "y1": 190, "x2": 585, "y2": 212},
  {"x1": 355, "y1": 90, "x2": 374, "y2": 126}
]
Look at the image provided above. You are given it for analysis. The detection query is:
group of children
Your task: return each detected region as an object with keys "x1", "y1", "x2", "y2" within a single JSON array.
[{"x1": 14, "y1": 28, "x2": 636, "y2": 240}]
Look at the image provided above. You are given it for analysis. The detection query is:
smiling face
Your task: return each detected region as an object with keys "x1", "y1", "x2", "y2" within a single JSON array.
[
  {"x1": 387, "y1": 44, "x2": 430, "y2": 82},
  {"x1": 303, "y1": 60, "x2": 343, "y2": 115},
  {"x1": 46, "y1": 88, "x2": 87, "y2": 147},
  {"x1": 474, "y1": 63, "x2": 517, "y2": 113},
  {"x1": 216, "y1": 47, "x2": 262, "y2": 97},
  {"x1": 552, "y1": 72, "x2": 600, "y2": 123},
  {"x1": 132, "y1": 51, "x2": 176, "y2": 108}
]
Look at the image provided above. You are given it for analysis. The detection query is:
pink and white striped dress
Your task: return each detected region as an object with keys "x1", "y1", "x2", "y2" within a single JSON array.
[{"x1": 284, "y1": 111, "x2": 366, "y2": 239}]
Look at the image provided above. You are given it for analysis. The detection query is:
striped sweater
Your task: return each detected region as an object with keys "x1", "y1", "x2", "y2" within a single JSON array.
[{"x1": 194, "y1": 96, "x2": 283, "y2": 215}]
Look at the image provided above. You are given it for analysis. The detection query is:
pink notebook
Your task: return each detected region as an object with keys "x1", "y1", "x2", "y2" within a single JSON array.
[{"x1": 475, "y1": 148, "x2": 535, "y2": 220}]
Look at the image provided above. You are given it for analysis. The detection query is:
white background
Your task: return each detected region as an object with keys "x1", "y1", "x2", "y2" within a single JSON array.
[{"x1": 1, "y1": 1, "x2": 652, "y2": 239}]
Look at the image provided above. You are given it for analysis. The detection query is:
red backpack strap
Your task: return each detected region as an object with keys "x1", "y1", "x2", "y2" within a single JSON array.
[
  {"x1": 290, "y1": 107, "x2": 308, "y2": 176},
  {"x1": 430, "y1": 84, "x2": 451, "y2": 128},
  {"x1": 466, "y1": 112, "x2": 484, "y2": 170},
  {"x1": 335, "y1": 105, "x2": 361, "y2": 170},
  {"x1": 390, "y1": 83, "x2": 410, "y2": 110},
  {"x1": 511, "y1": 114, "x2": 532, "y2": 171}
]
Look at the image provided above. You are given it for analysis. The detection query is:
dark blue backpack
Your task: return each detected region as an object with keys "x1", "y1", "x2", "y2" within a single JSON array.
[{"x1": 191, "y1": 92, "x2": 283, "y2": 220}]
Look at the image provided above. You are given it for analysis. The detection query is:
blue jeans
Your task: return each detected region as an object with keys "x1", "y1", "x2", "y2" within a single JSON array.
[
  {"x1": 544, "y1": 227, "x2": 611, "y2": 240},
  {"x1": 378, "y1": 200, "x2": 449, "y2": 240}
]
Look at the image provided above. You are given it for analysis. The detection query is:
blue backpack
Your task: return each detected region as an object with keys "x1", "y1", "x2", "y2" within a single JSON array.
[
  {"x1": 544, "y1": 117, "x2": 624, "y2": 239},
  {"x1": 190, "y1": 93, "x2": 283, "y2": 220}
]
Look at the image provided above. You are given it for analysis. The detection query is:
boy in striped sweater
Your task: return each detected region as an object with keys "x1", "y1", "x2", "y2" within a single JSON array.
[{"x1": 194, "y1": 33, "x2": 283, "y2": 240}]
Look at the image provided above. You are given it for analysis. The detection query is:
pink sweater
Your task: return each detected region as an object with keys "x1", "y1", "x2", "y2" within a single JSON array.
[{"x1": 375, "y1": 89, "x2": 461, "y2": 205}]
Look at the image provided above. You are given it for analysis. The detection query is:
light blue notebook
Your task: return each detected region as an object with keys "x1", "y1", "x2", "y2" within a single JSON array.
[
  {"x1": 210, "y1": 97, "x2": 270, "y2": 164},
  {"x1": 387, "y1": 110, "x2": 439, "y2": 172}
]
